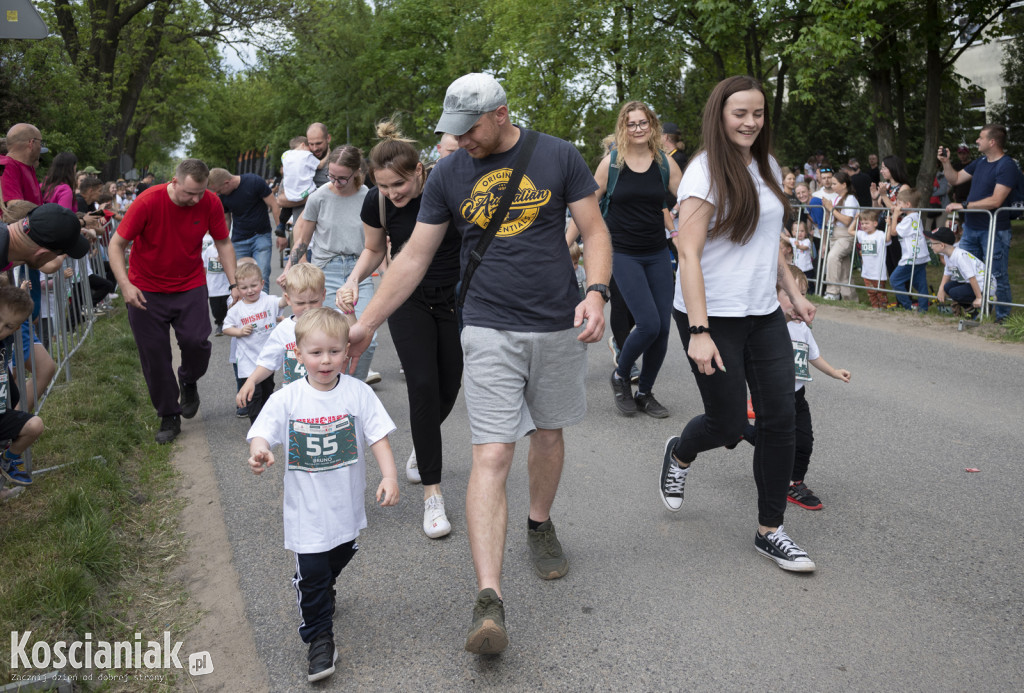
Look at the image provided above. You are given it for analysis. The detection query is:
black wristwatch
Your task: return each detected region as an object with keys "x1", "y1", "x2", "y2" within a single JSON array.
[
  {"x1": 586, "y1": 283, "x2": 611, "y2": 302},
  {"x1": 228, "y1": 283, "x2": 237, "y2": 290},
  {"x1": 688, "y1": 325, "x2": 711, "y2": 335}
]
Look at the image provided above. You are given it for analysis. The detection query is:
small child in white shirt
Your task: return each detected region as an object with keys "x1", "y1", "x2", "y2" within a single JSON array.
[
  {"x1": 202, "y1": 235, "x2": 231, "y2": 335},
  {"x1": 247, "y1": 307, "x2": 398, "y2": 683},
  {"x1": 853, "y1": 210, "x2": 892, "y2": 309},
  {"x1": 237, "y1": 264, "x2": 326, "y2": 409},
  {"x1": 223, "y1": 262, "x2": 280, "y2": 422},
  {"x1": 890, "y1": 188, "x2": 931, "y2": 312},
  {"x1": 744, "y1": 267, "x2": 850, "y2": 511},
  {"x1": 926, "y1": 226, "x2": 995, "y2": 317},
  {"x1": 281, "y1": 136, "x2": 320, "y2": 203}
]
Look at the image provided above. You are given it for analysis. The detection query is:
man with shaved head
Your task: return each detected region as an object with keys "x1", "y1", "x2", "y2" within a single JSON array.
[
  {"x1": 1, "y1": 123, "x2": 47, "y2": 205},
  {"x1": 275, "y1": 122, "x2": 332, "y2": 250}
]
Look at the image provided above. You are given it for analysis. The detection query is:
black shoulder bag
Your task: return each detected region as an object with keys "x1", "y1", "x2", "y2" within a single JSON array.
[{"x1": 457, "y1": 129, "x2": 540, "y2": 308}]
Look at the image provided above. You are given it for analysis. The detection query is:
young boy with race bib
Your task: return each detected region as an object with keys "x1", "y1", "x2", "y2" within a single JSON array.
[
  {"x1": 246, "y1": 307, "x2": 398, "y2": 683},
  {"x1": 744, "y1": 268, "x2": 851, "y2": 510},
  {"x1": 236, "y1": 263, "x2": 326, "y2": 410},
  {"x1": 223, "y1": 262, "x2": 280, "y2": 422}
]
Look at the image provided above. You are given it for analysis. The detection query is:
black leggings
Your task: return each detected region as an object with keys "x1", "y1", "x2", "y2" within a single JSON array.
[
  {"x1": 608, "y1": 275, "x2": 635, "y2": 349},
  {"x1": 671, "y1": 309, "x2": 795, "y2": 527},
  {"x1": 387, "y1": 284, "x2": 463, "y2": 487}
]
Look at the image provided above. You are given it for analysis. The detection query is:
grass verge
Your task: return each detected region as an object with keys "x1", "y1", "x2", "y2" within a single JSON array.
[{"x1": 0, "y1": 309, "x2": 197, "y2": 690}]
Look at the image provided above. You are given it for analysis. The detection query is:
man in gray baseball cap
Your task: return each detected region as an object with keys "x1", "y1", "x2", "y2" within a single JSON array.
[
  {"x1": 434, "y1": 72, "x2": 509, "y2": 136},
  {"x1": 349, "y1": 71, "x2": 612, "y2": 655}
]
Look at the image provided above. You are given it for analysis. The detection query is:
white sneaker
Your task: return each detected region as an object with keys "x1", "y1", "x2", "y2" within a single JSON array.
[
  {"x1": 406, "y1": 451, "x2": 421, "y2": 484},
  {"x1": 365, "y1": 370, "x2": 382, "y2": 385},
  {"x1": 423, "y1": 494, "x2": 451, "y2": 538}
]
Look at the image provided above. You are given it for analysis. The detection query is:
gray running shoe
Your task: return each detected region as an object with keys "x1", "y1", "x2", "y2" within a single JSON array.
[
  {"x1": 465, "y1": 588, "x2": 508, "y2": 654},
  {"x1": 528, "y1": 519, "x2": 569, "y2": 579}
]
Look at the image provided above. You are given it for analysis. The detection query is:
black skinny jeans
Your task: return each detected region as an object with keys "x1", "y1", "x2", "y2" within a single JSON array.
[
  {"x1": 672, "y1": 308, "x2": 796, "y2": 527},
  {"x1": 387, "y1": 284, "x2": 463, "y2": 487}
]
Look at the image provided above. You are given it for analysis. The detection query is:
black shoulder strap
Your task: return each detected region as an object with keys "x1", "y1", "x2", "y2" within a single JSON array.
[{"x1": 457, "y1": 129, "x2": 540, "y2": 308}]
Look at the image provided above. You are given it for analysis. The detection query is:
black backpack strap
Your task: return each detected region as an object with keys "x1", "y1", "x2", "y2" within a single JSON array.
[{"x1": 458, "y1": 129, "x2": 540, "y2": 308}]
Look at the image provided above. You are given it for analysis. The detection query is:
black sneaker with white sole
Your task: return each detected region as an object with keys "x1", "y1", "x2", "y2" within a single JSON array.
[
  {"x1": 179, "y1": 380, "x2": 200, "y2": 419},
  {"x1": 611, "y1": 371, "x2": 637, "y2": 416},
  {"x1": 635, "y1": 392, "x2": 669, "y2": 418},
  {"x1": 754, "y1": 525, "x2": 816, "y2": 572},
  {"x1": 307, "y1": 632, "x2": 337, "y2": 682},
  {"x1": 659, "y1": 436, "x2": 688, "y2": 511}
]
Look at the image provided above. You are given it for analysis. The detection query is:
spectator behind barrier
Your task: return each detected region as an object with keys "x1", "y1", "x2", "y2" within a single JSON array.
[{"x1": 0, "y1": 285, "x2": 46, "y2": 487}]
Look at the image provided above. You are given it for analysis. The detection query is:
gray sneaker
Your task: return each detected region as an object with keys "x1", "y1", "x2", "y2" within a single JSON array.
[
  {"x1": 465, "y1": 588, "x2": 508, "y2": 654},
  {"x1": 528, "y1": 519, "x2": 569, "y2": 579}
]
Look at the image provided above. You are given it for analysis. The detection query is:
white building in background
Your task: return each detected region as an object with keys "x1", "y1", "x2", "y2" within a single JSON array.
[{"x1": 953, "y1": 4, "x2": 1022, "y2": 116}]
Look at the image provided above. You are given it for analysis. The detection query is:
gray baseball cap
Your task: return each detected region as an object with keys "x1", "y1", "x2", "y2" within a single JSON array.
[{"x1": 434, "y1": 73, "x2": 507, "y2": 136}]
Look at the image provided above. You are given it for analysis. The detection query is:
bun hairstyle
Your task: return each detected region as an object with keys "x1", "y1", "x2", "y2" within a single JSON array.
[{"x1": 369, "y1": 117, "x2": 422, "y2": 183}]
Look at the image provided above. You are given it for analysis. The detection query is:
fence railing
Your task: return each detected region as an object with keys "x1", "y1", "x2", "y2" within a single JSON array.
[
  {"x1": 789, "y1": 202, "x2": 1017, "y2": 321},
  {"x1": 2, "y1": 218, "x2": 117, "y2": 489}
]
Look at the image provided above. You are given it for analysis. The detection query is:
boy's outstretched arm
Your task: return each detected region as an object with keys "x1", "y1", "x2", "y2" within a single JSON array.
[
  {"x1": 248, "y1": 437, "x2": 275, "y2": 475},
  {"x1": 237, "y1": 366, "x2": 274, "y2": 407},
  {"x1": 810, "y1": 356, "x2": 851, "y2": 383},
  {"x1": 369, "y1": 437, "x2": 399, "y2": 506}
]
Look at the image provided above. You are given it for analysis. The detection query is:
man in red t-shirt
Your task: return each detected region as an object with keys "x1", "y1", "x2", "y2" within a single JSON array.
[{"x1": 109, "y1": 159, "x2": 239, "y2": 443}]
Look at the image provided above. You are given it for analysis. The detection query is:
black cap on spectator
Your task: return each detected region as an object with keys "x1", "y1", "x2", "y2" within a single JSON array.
[
  {"x1": 25, "y1": 204, "x2": 90, "y2": 259},
  {"x1": 663, "y1": 122, "x2": 680, "y2": 136},
  {"x1": 924, "y1": 227, "x2": 956, "y2": 245}
]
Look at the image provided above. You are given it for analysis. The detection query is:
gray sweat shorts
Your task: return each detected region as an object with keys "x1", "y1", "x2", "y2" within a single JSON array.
[{"x1": 460, "y1": 326, "x2": 588, "y2": 444}]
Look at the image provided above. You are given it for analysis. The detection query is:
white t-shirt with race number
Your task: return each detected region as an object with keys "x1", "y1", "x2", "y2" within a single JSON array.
[
  {"x1": 247, "y1": 376, "x2": 396, "y2": 553},
  {"x1": 255, "y1": 315, "x2": 307, "y2": 384},
  {"x1": 224, "y1": 292, "x2": 279, "y2": 378},
  {"x1": 787, "y1": 320, "x2": 819, "y2": 392},
  {"x1": 855, "y1": 229, "x2": 890, "y2": 281}
]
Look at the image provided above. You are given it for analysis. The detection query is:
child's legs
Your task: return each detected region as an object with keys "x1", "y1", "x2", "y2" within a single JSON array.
[
  {"x1": 1, "y1": 413, "x2": 43, "y2": 455},
  {"x1": 293, "y1": 540, "x2": 358, "y2": 643},
  {"x1": 944, "y1": 280, "x2": 977, "y2": 306},
  {"x1": 792, "y1": 387, "x2": 814, "y2": 481},
  {"x1": 247, "y1": 375, "x2": 275, "y2": 424},
  {"x1": 209, "y1": 295, "x2": 229, "y2": 326},
  {"x1": 864, "y1": 278, "x2": 885, "y2": 308},
  {"x1": 910, "y1": 262, "x2": 930, "y2": 311},
  {"x1": 890, "y1": 265, "x2": 914, "y2": 310}
]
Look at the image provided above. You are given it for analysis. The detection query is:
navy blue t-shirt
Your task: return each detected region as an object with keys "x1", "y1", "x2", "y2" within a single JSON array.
[
  {"x1": 359, "y1": 187, "x2": 460, "y2": 287},
  {"x1": 964, "y1": 155, "x2": 1020, "y2": 231},
  {"x1": 220, "y1": 173, "x2": 273, "y2": 241},
  {"x1": 417, "y1": 127, "x2": 598, "y2": 332}
]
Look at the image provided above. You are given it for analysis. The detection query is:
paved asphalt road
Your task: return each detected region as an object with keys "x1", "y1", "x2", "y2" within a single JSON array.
[{"x1": 192, "y1": 287, "x2": 1024, "y2": 692}]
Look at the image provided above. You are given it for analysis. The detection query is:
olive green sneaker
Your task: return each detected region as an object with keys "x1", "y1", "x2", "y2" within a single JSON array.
[
  {"x1": 465, "y1": 588, "x2": 508, "y2": 654},
  {"x1": 527, "y1": 519, "x2": 569, "y2": 579}
]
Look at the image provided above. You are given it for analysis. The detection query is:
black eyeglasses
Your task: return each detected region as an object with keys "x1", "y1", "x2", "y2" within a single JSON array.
[
  {"x1": 626, "y1": 121, "x2": 650, "y2": 131},
  {"x1": 328, "y1": 174, "x2": 352, "y2": 186}
]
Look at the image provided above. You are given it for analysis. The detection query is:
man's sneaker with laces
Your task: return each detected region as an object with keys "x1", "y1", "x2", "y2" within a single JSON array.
[
  {"x1": 406, "y1": 451, "x2": 421, "y2": 483},
  {"x1": 754, "y1": 525, "x2": 816, "y2": 572},
  {"x1": 465, "y1": 588, "x2": 508, "y2": 654},
  {"x1": 1, "y1": 452, "x2": 32, "y2": 486},
  {"x1": 527, "y1": 519, "x2": 568, "y2": 579},
  {"x1": 610, "y1": 371, "x2": 636, "y2": 416},
  {"x1": 179, "y1": 380, "x2": 200, "y2": 419},
  {"x1": 635, "y1": 392, "x2": 669, "y2": 418},
  {"x1": 306, "y1": 632, "x2": 337, "y2": 682},
  {"x1": 423, "y1": 494, "x2": 451, "y2": 538},
  {"x1": 659, "y1": 436, "x2": 688, "y2": 511},
  {"x1": 155, "y1": 415, "x2": 181, "y2": 445},
  {"x1": 787, "y1": 481, "x2": 823, "y2": 510}
]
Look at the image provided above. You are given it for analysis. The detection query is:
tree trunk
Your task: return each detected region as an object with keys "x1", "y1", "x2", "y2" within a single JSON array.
[
  {"x1": 917, "y1": 0, "x2": 943, "y2": 201},
  {"x1": 869, "y1": 66, "x2": 895, "y2": 158}
]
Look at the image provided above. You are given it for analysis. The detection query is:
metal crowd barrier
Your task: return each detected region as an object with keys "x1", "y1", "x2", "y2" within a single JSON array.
[
  {"x1": 790, "y1": 202, "x2": 1017, "y2": 322},
  {"x1": 2, "y1": 217, "x2": 118, "y2": 490}
]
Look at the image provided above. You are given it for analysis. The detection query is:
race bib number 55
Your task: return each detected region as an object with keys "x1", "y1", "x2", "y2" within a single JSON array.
[{"x1": 287, "y1": 416, "x2": 358, "y2": 472}]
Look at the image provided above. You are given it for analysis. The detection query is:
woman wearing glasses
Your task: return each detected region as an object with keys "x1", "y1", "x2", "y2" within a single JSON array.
[
  {"x1": 285, "y1": 145, "x2": 378, "y2": 382},
  {"x1": 596, "y1": 101, "x2": 681, "y2": 418}
]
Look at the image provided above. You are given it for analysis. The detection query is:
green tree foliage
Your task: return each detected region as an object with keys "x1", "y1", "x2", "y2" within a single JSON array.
[{"x1": 991, "y1": 11, "x2": 1024, "y2": 163}]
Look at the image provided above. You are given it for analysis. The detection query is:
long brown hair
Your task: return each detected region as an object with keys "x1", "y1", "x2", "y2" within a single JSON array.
[
  {"x1": 613, "y1": 101, "x2": 663, "y2": 169},
  {"x1": 369, "y1": 117, "x2": 423, "y2": 185},
  {"x1": 697, "y1": 76, "x2": 789, "y2": 245}
]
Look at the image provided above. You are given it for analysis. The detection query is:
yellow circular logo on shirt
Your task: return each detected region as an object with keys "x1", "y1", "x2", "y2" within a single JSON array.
[{"x1": 460, "y1": 169, "x2": 552, "y2": 238}]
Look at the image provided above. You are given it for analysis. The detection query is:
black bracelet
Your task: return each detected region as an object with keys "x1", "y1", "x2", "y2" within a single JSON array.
[
  {"x1": 228, "y1": 283, "x2": 237, "y2": 290},
  {"x1": 688, "y1": 325, "x2": 711, "y2": 335}
]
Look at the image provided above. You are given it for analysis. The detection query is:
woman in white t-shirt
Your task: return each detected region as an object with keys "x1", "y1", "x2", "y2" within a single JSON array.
[
  {"x1": 821, "y1": 170, "x2": 860, "y2": 301},
  {"x1": 658, "y1": 76, "x2": 817, "y2": 573}
]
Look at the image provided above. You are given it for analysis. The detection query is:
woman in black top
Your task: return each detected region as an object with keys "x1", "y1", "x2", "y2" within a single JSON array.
[
  {"x1": 340, "y1": 119, "x2": 462, "y2": 539},
  {"x1": 596, "y1": 101, "x2": 681, "y2": 418}
]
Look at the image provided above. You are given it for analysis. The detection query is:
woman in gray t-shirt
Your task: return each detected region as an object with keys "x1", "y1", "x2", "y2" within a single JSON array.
[{"x1": 285, "y1": 145, "x2": 376, "y2": 381}]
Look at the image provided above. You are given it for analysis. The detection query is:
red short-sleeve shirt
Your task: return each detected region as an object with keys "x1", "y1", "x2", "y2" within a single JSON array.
[{"x1": 117, "y1": 183, "x2": 229, "y2": 293}]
